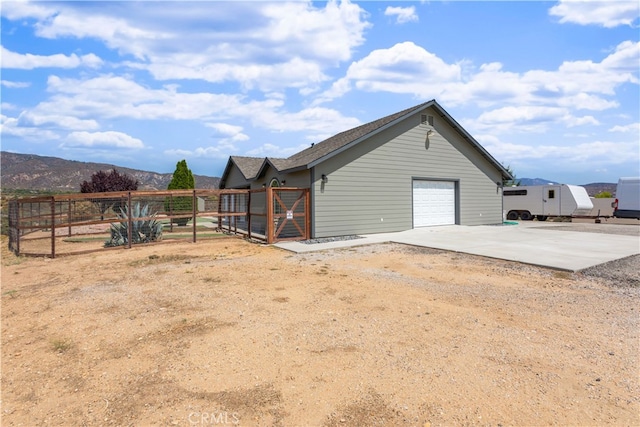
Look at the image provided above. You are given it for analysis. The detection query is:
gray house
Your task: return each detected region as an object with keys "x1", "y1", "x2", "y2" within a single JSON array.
[{"x1": 220, "y1": 100, "x2": 512, "y2": 238}]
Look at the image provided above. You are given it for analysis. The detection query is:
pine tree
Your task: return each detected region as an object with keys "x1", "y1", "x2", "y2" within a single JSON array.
[{"x1": 165, "y1": 160, "x2": 195, "y2": 225}]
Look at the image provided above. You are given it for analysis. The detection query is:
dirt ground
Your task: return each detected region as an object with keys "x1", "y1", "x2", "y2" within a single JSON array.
[{"x1": 1, "y1": 234, "x2": 639, "y2": 426}]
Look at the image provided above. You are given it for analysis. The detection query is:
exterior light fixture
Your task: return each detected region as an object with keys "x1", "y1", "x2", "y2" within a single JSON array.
[
  {"x1": 425, "y1": 129, "x2": 434, "y2": 150},
  {"x1": 321, "y1": 174, "x2": 328, "y2": 183}
]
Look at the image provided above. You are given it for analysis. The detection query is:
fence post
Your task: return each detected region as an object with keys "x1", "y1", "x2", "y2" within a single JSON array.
[
  {"x1": 192, "y1": 190, "x2": 197, "y2": 243},
  {"x1": 266, "y1": 187, "x2": 273, "y2": 244},
  {"x1": 305, "y1": 188, "x2": 311, "y2": 240},
  {"x1": 247, "y1": 191, "x2": 252, "y2": 240},
  {"x1": 127, "y1": 192, "x2": 133, "y2": 249},
  {"x1": 9, "y1": 199, "x2": 20, "y2": 256},
  {"x1": 50, "y1": 196, "x2": 56, "y2": 258},
  {"x1": 169, "y1": 194, "x2": 174, "y2": 232},
  {"x1": 68, "y1": 199, "x2": 72, "y2": 237}
]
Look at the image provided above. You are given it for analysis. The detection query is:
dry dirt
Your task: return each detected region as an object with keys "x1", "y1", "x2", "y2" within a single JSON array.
[{"x1": 1, "y1": 235, "x2": 639, "y2": 426}]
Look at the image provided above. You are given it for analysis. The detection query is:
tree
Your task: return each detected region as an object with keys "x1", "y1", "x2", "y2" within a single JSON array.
[
  {"x1": 165, "y1": 160, "x2": 195, "y2": 226},
  {"x1": 80, "y1": 169, "x2": 139, "y2": 219},
  {"x1": 595, "y1": 191, "x2": 612, "y2": 198},
  {"x1": 502, "y1": 164, "x2": 521, "y2": 187}
]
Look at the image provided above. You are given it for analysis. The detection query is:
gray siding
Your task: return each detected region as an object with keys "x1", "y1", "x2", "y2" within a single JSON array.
[
  {"x1": 312, "y1": 107, "x2": 503, "y2": 238},
  {"x1": 251, "y1": 167, "x2": 310, "y2": 189},
  {"x1": 224, "y1": 164, "x2": 251, "y2": 189}
]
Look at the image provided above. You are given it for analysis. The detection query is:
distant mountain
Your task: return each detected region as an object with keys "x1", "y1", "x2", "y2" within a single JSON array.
[
  {"x1": 517, "y1": 177, "x2": 616, "y2": 197},
  {"x1": 518, "y1": 177, "x2": 560, "y2": 186},
  {"x1": 582, "y1": 182, "x2": 616, "y2": 197},
  {"x1": 0, "y1": 152, "x2": 220, "y2": 192}
]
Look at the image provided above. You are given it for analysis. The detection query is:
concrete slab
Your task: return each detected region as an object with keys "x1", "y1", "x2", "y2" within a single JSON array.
[{"x1": 274, "y1": 223, "x2": 640, "y2": 271}]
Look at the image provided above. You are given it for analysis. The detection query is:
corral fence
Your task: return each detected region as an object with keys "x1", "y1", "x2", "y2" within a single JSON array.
[{"x1": 7, "y1": 187, "x2": 310, "y2": 258}]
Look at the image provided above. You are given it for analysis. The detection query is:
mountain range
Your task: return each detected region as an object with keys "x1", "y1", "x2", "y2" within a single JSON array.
[
  {"x1": 1, "y1": 151, "x2": 615, "y2": 196},
  {"x1": 0, "y1": 152, "x2": 219, "y2": 192}
]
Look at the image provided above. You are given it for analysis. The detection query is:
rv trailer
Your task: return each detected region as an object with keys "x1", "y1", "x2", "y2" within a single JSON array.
[
  {"x1": 612, "y1": 177, "x2": 640, "y2": 219},
  {"x1": 503, "y1": 184, "x2": 593, "y2": 221}
]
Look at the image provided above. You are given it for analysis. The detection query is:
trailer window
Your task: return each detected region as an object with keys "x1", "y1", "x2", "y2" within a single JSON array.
[
  {"x1": 548, "y1": 189, "x2": 555, "y2": 199},
  {"x1": 504, "y1": 189, "x2": 527, "y2": 196}
]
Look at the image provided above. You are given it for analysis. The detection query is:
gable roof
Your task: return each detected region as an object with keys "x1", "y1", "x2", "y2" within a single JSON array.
[
  {"x1": 220, "y1": 100, "x2": 512, "y2": 187},
  {"x1": 282, "y1": 101, "x2": 431, "y2": 171},
  {"x1": 219, "y1": 156, "x2": 268, "y2": 187}
]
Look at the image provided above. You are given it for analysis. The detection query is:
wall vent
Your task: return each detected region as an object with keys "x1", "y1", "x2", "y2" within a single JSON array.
[{"x1": 421, "y1": 115, "x2": 434, "y2": 126}]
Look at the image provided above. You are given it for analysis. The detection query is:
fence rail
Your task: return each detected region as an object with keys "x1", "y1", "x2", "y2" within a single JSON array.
[{"x1": 8, "y1": 188, "x2": 309, "y2": 257}]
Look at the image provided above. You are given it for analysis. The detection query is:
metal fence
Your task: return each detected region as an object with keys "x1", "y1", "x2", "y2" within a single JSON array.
[{"x1": 8, "y1": 188, "x2": 310, "y2": 258}]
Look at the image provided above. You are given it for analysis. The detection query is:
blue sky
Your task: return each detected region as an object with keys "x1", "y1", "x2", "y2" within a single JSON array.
[{"x1": 1, "y1": 0, "x2": 639, "y2": 184}]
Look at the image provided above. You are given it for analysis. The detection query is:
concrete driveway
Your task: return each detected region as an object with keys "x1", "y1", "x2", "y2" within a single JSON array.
[{"x1": 275, "y1": 222, "x2": 640, "y2": 271}]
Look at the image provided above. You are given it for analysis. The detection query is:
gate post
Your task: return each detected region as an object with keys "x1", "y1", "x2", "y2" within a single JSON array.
[
  {"x1": 305, "y1": 188, "x2": 311, "y2": 240},
  {"x1": 266, "y1": 187, "x2": 273, "y2": 244},
  {"x1": 247, "y1": 191, "x2": 252, "y2": 240}
]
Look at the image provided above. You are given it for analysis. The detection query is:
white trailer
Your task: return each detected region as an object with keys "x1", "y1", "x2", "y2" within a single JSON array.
[
  {"x1": 613, "y1": 177, "x2": 640, "y2": 219},
  {"x1": 503, "y1": 184, "x2": 593, "y2": 221}
]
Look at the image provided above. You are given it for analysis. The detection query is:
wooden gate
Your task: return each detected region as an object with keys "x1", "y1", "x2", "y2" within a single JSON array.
[{"x1": 267, "y1": 187, "x2": 310, "y2": 244}]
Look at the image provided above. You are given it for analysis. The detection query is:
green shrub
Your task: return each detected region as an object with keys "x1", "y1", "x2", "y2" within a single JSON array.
[
  {"x1": 105, "y1": 203, "x2": 163, "y2": 247},
  {"x1": 165, "y1": 160, "x2": 195, "y2": 226}
]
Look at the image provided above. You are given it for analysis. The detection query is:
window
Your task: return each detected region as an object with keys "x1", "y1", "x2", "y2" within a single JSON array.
[
  {"x1": 504, "y1": 189, "x2": 527, "y2": 196},
  {"x1": 548, "y1": 189, "x2": 555, "y2": 199},
  {"x1": 269, "y1": 178, "x2": 282, "y2": 215}
]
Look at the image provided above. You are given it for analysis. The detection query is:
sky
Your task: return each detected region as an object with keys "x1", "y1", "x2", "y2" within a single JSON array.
[{"x1": 1, "y1": 0, "x2": 639, "y2": 185}]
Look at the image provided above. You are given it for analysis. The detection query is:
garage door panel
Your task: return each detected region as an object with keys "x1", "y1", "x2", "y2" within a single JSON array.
[{"x1": 413, "y1": 180, "x2": 455, "y2": 227}]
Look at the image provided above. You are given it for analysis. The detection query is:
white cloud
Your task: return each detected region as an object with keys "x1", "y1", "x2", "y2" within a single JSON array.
[
  {"x1": 1, "y1": 46, "x2": 102, "y2": 69},
  {"x1": 17, "y1": 111, "x2": 99, "y2": 131},
  {"x1": 135, "y1": 56, "x2": 329, "y2": 92},
  {"x1": 0, "y1": 115, "x2": 61, "y2": 141},
  {"x1": 549, "y1": 0, "x2": 640, "y2": 28},
  {"x1": 63, "y1": 131, "x2": 144, "y2": 149},
  {"x1": 0, "y1": 1, "x2": 56, "y2": 21},
  {"x1": 314, "y1": 41, "x2": 461, "y2": 104},
  {"x1": 205, "y1": 123, "x2": 249, "y2": 142},
  {"x1": 609, "y1": 122, "x2": 640, "y2": 133},
  {"x1": 16, "y1": 74, "x2": 363, "y2": 154},
  {"x1": 1, "y1": 103, "x2": 18, "y2": 111},
  {"x1": 5, "y1": 1, "x2": 370, "y2": 91},
  {"x1": 384, "y1": 6, "x2": 418, "y2": 24},
  {"x1": 474, "y1": 105, "x2": 600, "y2": 133},
  {"x1": 315, "y1": 40, "x2": 638, "y2": 137},
  {"x1": 483, "y1": 137, "x2": 640, "y2": 167},
  {"x1": 164, "y1": 145, "x2": 233, "y2": 160},
  {"x1": 1, "y1": 80, "x2": 31, "y2": 88},
  {"x1": 252, "y1": 106, "x2": 362, "y2": 142},
  {"x1": 246, "y1": 143, "x2": 309, "y2": 158}
]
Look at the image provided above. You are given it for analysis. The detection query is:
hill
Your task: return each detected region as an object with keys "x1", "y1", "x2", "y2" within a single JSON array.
[
  {"x1": 0, "y1": 152, "x2": 219, "y2": 192},
  {"x1": 518, "y1": 177, "x2": 616, "y2": 197}
]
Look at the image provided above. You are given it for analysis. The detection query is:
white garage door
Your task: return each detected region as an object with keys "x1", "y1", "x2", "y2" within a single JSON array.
[{"x1": 413, "y1": 180, "x2": 455, "y2": 227}]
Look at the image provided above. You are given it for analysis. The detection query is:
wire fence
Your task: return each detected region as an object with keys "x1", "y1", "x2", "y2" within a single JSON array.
[{"x1": 7, "y1": 188, "x2": 310, "y2": 258}]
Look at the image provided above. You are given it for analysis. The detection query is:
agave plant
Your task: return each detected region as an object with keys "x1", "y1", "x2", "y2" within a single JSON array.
[{"x1": 105, "y1": 203, "x2": 163, "y2": 247}]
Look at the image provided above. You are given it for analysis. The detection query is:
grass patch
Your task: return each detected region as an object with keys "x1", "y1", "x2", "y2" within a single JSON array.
[
  {"x1": 63, "y1": 236, "x2": 108, "y2": 243},
  {"x1": 162, "y1": 232, "x2": 225, "y2": 239},
  {"x1": 553, "y1": 271, "x2": 574, "y2": 280},
  {"x1": 51, "y1": 338, "x2": 73, "y2": 353},
  {"x1": 129, "y1": 253, "x2": 200, "y2": 267},
  {"x1": 3, "y1": 290, "x2": 18, "y2": 298}
]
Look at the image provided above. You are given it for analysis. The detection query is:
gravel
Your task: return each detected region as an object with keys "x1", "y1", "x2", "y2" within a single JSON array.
[
  {"x1": 299, "y1": 235, "x2": 363, "y2": 245},
  {"x1": 580, "y1": 254, "x2": 640, "y2": 287}
]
